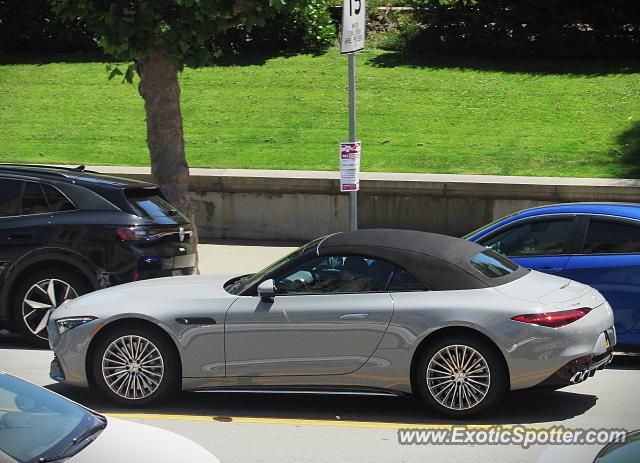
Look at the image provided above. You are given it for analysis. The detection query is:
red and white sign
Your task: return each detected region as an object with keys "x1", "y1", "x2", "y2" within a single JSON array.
[{"x1": 340, "y1": 142, "x2": 361, "y2": 192}]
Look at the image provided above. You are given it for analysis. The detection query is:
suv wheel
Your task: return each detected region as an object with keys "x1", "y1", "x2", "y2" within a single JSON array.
[{"x1": 13, "y1": 268, "x2": 90, "y2": 346}]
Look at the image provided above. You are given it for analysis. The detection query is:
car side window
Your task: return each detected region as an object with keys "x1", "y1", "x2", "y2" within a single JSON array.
[
  {"x1": 480, "y1": 218, "x2": 574, "y2": 257},
  {"x1": 275, "y1": 255, "x2": 396, "y2": 294},
  {"x1": 42, "y1": 184, "x2": 75, "y2": 212},
  {"x1": 0, "y1": 179, "x2": 22, "y2": 217},
  {"x1": 387, "y1": 268, "x2": 427, "y2": 291},
  {"x1": 21, "y1": 182, "x2": 49, "y2": 215},
  {"x1": 582, "y1": 219, "x2": 640, "y2": 254}
]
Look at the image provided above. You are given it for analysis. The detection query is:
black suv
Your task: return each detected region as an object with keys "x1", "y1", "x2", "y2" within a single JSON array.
[{"x1": 0, "y1": 165, "x2": 195, "y2": 345}]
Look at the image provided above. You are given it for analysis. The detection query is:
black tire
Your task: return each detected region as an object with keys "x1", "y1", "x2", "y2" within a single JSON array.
[
  {"x1": 92, "y1": 325, "x2": 179, "y2": 407},
  {"x1": 414, "y1": 334, "x2": 507, "y2": 418},
  {"x1": 12, "y1": 268, "x2": 91, "y2": 347}
]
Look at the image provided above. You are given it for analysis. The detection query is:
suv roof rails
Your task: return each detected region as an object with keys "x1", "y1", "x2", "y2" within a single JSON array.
[{"x1": 0, "y1": 164, "x2": 98, "y2": 176}]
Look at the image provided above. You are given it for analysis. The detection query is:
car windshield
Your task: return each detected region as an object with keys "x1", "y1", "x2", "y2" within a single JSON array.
[
  {"x1": 0, "y1": 372, "x2": 103, "y2": 463},
  {"x1": 225, "y1": 236, "x2": 327, "y2": 295}
]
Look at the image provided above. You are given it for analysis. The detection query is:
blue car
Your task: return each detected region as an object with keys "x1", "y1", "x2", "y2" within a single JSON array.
[{"x1": 465, "y1": 202, "x2": 640, "y2": 350}]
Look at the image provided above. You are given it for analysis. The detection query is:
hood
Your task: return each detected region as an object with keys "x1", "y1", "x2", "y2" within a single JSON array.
[
  {"x1": 68, "y1": 416, "x2": 219, "y2": 463},
  {"x1": 55, "y1": 275, "x2": 237, "y2": 319}
]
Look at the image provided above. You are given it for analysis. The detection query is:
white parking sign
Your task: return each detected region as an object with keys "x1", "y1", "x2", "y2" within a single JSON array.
[{"x1": 340, "y1": 0, "x2": 366, "y2": 54}]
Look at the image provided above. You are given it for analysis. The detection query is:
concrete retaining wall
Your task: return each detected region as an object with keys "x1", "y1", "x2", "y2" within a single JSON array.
[{"x1": 90, "y1": 166, "x2": 640, "y2": 241}]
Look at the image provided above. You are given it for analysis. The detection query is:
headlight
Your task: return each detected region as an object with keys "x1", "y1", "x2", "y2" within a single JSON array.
[{"x1": 56, "y1": 317, "x2": 96, "y2": 334}]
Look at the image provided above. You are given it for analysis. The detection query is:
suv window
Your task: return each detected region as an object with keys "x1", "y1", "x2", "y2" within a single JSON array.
[
  {"x1": 470, "y1": 250, "x2": 518, "y2": 278},
  {"x1": 0, "y1": 179, "x2": 21, "y2": 217},
  {"x1": 42, "y1": 184, "x2": 75, "y2": 212},
  {"x1": 126, "y1": 190, "x2": 178, "y2": 218},
  {"x1": 582, "y1": 219, "x2": 640, "y2": 254},
  {"x1": 481, "y1": 218, "x2": 574, "y2": 257},
  {"x1": 21, "y1": 182, "x2": 49, "y2": 215}
]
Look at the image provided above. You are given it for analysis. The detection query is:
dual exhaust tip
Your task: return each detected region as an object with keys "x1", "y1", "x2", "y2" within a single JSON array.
[{"x1": 569, "y1": 355, "x2": 613, "y2": 384}]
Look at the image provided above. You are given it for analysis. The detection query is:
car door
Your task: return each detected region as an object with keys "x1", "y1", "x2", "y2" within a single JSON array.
[
  {"x1": 475, "y1": 215, "x2": 579, "y2": 275},
  {"x1": 564, "y1": 216, "x2": 640, "y2": 346},
  {"x1": 224, "y1": 255, "x2": 395, "y2": 377}
]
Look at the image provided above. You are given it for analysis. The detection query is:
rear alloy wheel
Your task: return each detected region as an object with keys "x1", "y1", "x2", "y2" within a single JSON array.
[
  {"x1": 93, "y1": 327, "x2": 178, "y2": 406},
  {"x1": 13, "y1": 269, "x2": 89, "y2": 346},
  {"x1": 415, "y1": 335, "x2": 506, "y2": 418}
]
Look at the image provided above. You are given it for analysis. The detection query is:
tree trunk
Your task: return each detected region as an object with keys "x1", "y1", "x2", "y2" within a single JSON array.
[{"x1": 136, "y1": 48, "x2": 199, "y2": 265}]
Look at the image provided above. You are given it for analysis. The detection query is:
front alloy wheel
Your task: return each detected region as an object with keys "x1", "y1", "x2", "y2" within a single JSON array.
[
  {"x1": 101, "y1": 335, "x2": 165, "y2": 400},
  {"x1": 93, "y1": 327, "x2": 179, "y2": 406}
]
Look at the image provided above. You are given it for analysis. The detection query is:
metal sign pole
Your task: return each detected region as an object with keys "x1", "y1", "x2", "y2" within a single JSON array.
[
  {"x1": 340, "y1": 0, "x2": 364, "y2": 231},
  {"x1": 348, "y1": 52, "x2": 357, "y2": 231}
]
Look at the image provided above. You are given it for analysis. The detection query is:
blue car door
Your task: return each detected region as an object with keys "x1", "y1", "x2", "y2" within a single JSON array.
[
  {"x1": 473, "y1": 215, "x2": 578, "y2": 275},
  {"x1": 563, "y1": 217, "x2": 640, "y2": 347}
]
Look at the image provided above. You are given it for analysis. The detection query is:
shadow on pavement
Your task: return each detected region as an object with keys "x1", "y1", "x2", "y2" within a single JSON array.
[
  {"x1": 45, "y1": 384, "x2": 597, "y2": 426},
  {"x1": 0, "y1": 333, "x2": 49, "y2": 351}
]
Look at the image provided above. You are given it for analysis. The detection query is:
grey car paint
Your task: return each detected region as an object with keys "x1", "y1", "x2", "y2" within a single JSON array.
[{"x1": 49, "y1": 268, "x2": 615, "y2": 394}]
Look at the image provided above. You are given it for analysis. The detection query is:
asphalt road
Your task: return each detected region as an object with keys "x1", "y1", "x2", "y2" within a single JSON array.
[{"x1": 1, "y1": 242, "x2": 639, "y2": 463}]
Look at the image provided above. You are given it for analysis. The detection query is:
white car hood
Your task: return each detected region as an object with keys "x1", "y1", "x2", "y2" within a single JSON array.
[{"x1": 67, "y1": 416, "x2": 219, "y2": 463}]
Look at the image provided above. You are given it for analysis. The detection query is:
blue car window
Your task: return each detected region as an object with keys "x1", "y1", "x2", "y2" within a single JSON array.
[
  {"x1": 480, "y1": 218, "x2": 574, "y2": 257},
  {"x1": 582, "y1": 220, "x2": 640, "y2": 254}
]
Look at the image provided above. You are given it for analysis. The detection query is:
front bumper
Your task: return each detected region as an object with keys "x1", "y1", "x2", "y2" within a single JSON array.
[
  {"x1": 48, "y1": 315, "x2": 103, "y2": 388},
  {"x1": 50, "y1": 356, "x2": 65, "y2": 382}
]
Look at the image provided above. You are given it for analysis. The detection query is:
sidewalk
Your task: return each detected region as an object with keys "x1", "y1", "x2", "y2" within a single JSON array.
[{"x1": 198, "y1": 240, "x2": 298, "y2": 276}]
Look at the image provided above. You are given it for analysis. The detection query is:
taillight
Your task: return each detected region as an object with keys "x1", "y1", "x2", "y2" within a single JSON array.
[
  {"x1": 116, "y1": 227, "x2": 156, "y2": 241},
  {"x1": 116, "y1": 226, "x2": 188, "y2": 242},
  {"x1": 512, "y1": 308, "x2": 592, "y2": 328}
]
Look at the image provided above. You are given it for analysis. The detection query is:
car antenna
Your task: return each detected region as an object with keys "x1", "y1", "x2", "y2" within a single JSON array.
[{"x1": 72, "y1": 165, "x2": 86, "y2": 172}]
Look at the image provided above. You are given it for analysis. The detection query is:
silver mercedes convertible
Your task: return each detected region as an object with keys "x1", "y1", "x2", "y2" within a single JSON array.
[{"x1": 48, "y1": 229, "x2": 616, "y2": 417}]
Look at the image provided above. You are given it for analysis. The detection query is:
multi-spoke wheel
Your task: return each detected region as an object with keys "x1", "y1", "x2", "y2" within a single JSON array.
[
  {"x1": 415, "y1": 335, "x2": 506, "y2": 418},
  {"x1": 13, "y1": 269, "x2": 89, "y2": 346},
  {"x1": 426, "y1": 345, "x2": 490, "y2": 411},
  {"x1": 102, "y1": 335, "x2": 165, "y2": 400},
  {"x1": 93, "y1": 327, "x2": 179, "y2": 406}
]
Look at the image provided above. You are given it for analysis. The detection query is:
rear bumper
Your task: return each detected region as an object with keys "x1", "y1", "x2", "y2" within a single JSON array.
[
  {"x1": 504, "y1": 301, "x2": 616, "y2": 391},
  {"x1": 108, "y1": 244, "x2": 196, "y2": 285},
  {"x1": 536, "y1": 347, "x2": 614, "y2": 388}
]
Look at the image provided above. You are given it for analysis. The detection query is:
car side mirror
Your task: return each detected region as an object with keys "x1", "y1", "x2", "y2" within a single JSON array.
[{"x1": 257, "y1": 279, "x2": 276, "y2": 303}]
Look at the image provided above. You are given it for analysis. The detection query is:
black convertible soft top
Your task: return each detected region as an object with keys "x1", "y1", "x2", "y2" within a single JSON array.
[{"x1": 317, "y1": 229, "x2": 528, "y2": 290}]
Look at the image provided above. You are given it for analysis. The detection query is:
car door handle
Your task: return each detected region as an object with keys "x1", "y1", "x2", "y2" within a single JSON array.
[{"x1": 340, "y1": 313, "x2": 369, "y2": 320}]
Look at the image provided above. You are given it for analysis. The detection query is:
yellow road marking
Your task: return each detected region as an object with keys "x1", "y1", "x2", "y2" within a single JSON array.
[{"x1": 103, "y1": 412, "x2": 553, "y2": 431}]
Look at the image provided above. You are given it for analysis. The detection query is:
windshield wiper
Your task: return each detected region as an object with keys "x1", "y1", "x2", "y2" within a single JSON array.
[{"x1": 38, "y1": 415, "x2": 107, "y2": 462}]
